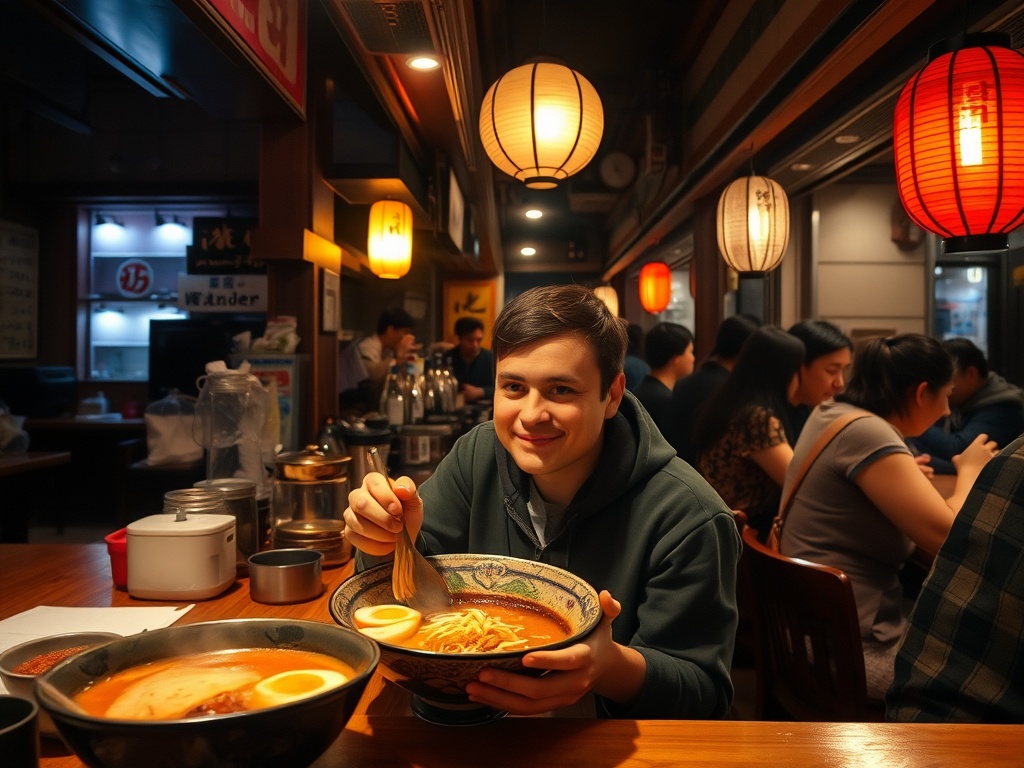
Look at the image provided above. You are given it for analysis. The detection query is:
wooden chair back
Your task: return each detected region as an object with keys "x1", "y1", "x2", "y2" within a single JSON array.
[{"x1": 740, "y1": 526, "x2": 881, "y2": 722}]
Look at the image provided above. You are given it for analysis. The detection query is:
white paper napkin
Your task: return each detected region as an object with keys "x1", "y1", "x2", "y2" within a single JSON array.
[{"x1": 0, "y1": 604, "x2": 193, "y2": 693}]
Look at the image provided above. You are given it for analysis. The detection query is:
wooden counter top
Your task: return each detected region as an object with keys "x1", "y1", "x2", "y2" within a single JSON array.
[{"x1": 2, "y1": 543, "x2": 1021, "y2": 768}]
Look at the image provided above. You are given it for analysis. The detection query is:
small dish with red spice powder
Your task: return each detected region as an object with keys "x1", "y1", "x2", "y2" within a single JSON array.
[{"x1": 0, "y1": 631, "x2": 120, "y2": 737}]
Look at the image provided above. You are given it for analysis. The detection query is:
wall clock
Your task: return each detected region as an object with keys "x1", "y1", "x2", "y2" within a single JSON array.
[{"x1": 599, "y1": 151, "x2": 636, "y2": 189}]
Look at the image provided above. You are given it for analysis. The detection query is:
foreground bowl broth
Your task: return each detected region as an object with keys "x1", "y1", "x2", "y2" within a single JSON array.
[{"x1": 36, "y1": 619, "x2": 379, "y2": 768}]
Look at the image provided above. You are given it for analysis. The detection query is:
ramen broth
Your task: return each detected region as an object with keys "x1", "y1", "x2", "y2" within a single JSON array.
[
  {"x1": 74, "y1": 648, "x2": 356, "y2": 720},
  {"x1": 397, "y1": 595, "x2": 570, "y2": 653}
]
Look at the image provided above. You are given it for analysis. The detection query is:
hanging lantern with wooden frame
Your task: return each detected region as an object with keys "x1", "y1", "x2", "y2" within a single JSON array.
[
  {"x1": 367, "y1": 200, "x2": 413, "y2": 279},
  {"x1": 479, "y1": 61, "x2": 604, "y2": 189},
  {"x1": 638, "y1": 262, "x2": 671, "y2": 314},
  {"x1": 893, "y1": 33, "x2": 1024, "y2": 253},
  {"x1": 716, "y1": 176, "x2": 790, "y2": 273}
]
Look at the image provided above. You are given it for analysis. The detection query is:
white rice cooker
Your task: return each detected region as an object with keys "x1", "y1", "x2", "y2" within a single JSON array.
[{"x1": 127, "y1": 511, "x2": 237, "y2": 600}]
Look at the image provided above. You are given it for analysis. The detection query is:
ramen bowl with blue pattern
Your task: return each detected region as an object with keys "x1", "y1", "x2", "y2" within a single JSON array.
[{"x1": 329, "y1": 553, "x2": 602, "y2": 725}]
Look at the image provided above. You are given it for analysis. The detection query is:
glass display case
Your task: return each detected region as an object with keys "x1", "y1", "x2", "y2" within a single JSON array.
[{"x1": 85, "y1": 208, "x2": 225, "y2": 381}]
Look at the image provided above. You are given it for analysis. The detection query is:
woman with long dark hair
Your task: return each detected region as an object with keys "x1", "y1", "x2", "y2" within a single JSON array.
[
  {"x1": 778, "y1": 333, "x2": 998, "y2": 699},
  {"x1": 693, "y1": 325, "x2": 805, "y2": 537}
]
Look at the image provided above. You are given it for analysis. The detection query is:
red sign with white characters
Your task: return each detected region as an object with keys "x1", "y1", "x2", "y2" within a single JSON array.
[
  {"x1": 203, "y1": 0, "x2": 306, "y2": 116},
  {"x1": 117, "y1": 258, "x2": 153, "y2": 298}
]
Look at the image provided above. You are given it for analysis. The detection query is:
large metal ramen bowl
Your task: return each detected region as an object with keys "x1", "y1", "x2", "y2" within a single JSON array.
[
  {"x1": 329, "y1": 553, "x2": 602, "y2": 725},
  {"x1": 35, "y1": 619, "x2": 379, "y2": 768}
]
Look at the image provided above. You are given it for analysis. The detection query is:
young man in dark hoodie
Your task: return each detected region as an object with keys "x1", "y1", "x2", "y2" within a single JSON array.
[
  {"x1": 910, "y1": 337, "x2": 1024, "y2": 474},
  {"x1": 345, "y1": 284, "x2": 739, "y2": 719}
]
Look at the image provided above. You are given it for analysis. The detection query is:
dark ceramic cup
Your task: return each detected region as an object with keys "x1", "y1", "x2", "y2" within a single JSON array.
[{"x1": 0, "y1": 694, "x2": 39, "y2": 767}]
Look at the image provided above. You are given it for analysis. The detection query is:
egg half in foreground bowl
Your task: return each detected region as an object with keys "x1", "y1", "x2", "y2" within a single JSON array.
[
  {"x1": 35, "y1": 619, "x2": 379, "y2": 768},
  {"x1": 330, "y1": 553, "x2": 602, "y2": 725}
]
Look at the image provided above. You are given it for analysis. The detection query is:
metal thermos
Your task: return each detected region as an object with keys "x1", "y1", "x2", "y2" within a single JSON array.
[
  {"x1": 192, "y1": 478, "x2": 261, "y2": 574},
  {"x1": 270, "y1": 446, "x2": 351, "y2": 567}
]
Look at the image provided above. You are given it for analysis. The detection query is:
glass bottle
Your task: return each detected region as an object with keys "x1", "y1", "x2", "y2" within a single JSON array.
[
  {"x1": 380, "y1": 363, "x2": 405, "y2": 426},
  {"x1": 404, "y1": 356, "x2": 424, "y2": 424},
  {"x1": 423, "y1": 357, "x2": 439, "y2": 415}
]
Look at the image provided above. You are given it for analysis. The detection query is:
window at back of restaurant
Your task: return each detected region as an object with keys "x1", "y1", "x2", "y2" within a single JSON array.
[
  {"x1": 660, "y1": 268, "x2": 695, "y2": 331},
  {"x1": 87, "y1": 208, "x2": 224, "y2": 381}
]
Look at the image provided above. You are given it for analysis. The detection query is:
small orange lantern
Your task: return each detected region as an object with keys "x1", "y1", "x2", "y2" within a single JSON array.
[
  {"x1": 367, "y1": 200, "x2": 413, "y2": 279},
  {"x1": 638, "y1": 262, "x2": 671, "y2": 314},
  {"x1": 893, "y1": 33, "x2": 1024, "y2": 252}
]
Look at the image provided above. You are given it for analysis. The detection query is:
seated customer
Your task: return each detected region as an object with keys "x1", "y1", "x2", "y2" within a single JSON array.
[
  {"x1": 909, "y1": 337, "x2": 1024, "y2": 474},
  {"x1": 358, "y1": 307, "x2": 418, "y2": 385},
  {"x1": 666, "y1": 313, "x2": 762, "y2": 463},
  {"x1": 345, "y1": 284, "x2": 739, "y2": 719},
  {"x1": 693, "y1": 325, "x2": 804, "y2": 539},
  {"x1": 778, "y1": 334, "x2": 998, "y2": 700},
  {"x1": 444, "y1": 316, "x2": 495, "y2": 403},
  {"x1": 623, "y1": 322, "x2": 650, "y2": 392},
  {"x1": 786, "y1": 319, "x2": 853, "y2": 440},
  {"x1": 887, "y1": 432, "x2": 1024, "y2": 723},
  {"x1": 633, "y1": 322, "x2": 695, "y2": 435}
]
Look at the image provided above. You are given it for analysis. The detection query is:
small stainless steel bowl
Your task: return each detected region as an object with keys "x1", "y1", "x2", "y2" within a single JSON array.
[{"x1": 248, "y1": 549, "x2": 324, "y2": 604}]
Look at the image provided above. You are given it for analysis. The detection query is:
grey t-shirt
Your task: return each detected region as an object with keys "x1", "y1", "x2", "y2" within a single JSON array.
[{"x1": 779, "y1": 399, "x2": 915, "y2": 643}]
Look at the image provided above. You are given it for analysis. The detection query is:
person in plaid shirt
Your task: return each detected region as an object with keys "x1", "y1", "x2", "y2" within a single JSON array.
[{"x1": 886, "y1": 433, "x2": 1024, "y2": 723}]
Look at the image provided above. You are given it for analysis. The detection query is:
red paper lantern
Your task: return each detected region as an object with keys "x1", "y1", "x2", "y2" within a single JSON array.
[
  {"x1": 893, "y1": 33, "x2": 1024, "y2": 252},
  {"x1": 639, "y1": 262, "x2": 671, "y2": 314}
]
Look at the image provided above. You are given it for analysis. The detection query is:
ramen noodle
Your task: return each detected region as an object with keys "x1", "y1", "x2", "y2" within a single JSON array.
[{"x1": 401, "y1": 598, "x2": 569, "y2": 653}]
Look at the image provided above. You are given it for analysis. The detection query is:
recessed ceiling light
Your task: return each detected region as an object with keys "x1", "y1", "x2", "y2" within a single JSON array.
[
  {"x1": 520, "y1": 246, "x2": 537, "y2": 256},
  {"x1": 406, "y1": 55, "x2": 440, "y2": 71},
  {"x1": 791, "y1": 162, "x2": 814, "y2": 172},
  {"x1": 834, "y1": 134, "x2": 860, "y2": 145},
  {"x1": 525, "y1": 209, "x2": 543, "y2": 219}
]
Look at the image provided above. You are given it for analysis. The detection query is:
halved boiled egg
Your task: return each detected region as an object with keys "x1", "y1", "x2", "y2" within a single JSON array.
[
  {"x1": 250, "y1": 669, "x2": 349, "y2": 709},
  {"x1": 355, "y1": 616, "x2": 422, "y2": 643},
  {"x1": 353, "y1": 604, "x2": 421, "y2": 628}
]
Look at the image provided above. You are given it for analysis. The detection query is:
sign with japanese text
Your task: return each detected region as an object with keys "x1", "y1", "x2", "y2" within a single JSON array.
[
  {"x1": 116, "y1": 258, "x2": 154, "y2": 298},
  {"x1": 178, "y1": 274, "x2": 269, "y2": 313},
  {"x1": 0, "y1": 221, "x2": 37, "y2": 359},
  {"x1": 188, "y1": 217, "x2": 266, "y2": 275},
  {"x1": 201, "y1": 0, "x2": 306, "y2": 117},
  {"x1": 443, "y1": 280, "x2": 496, "y2": 347}
]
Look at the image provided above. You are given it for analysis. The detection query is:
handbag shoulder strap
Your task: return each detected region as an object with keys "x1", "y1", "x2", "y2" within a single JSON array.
[{"x1": 769, "y1": 409, "x2": 872, "y2": 546}]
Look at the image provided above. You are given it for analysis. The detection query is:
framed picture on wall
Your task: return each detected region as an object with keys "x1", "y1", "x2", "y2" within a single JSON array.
[
  {"x1": 443, "y1": 280, "x2": 496, "y2": 346},
  {"x1": 0, "y1": 221, "x2": 38, "y2": 359},
  {"x1": 321, "y1": 270, "x2": 340, "y2": 334}
]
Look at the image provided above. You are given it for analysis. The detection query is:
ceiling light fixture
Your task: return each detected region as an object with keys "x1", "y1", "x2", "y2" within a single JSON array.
[
  {"x1": 155, "y1": 212, "x2": 188, "y2": 229},
  {"x1": 893, "y1": 33, "x2": 1024, "y2": 252},
  {"x1": 367, "y1": 199, "x2": 413, "y2": 279},
  {"x1": 520, "y1": 246, "x2": 537, "y2": 256},
  {"x1": 525, "y1": 209, "x2": 543, "y2": 219},
  {"x1": 406, "y1": 54, "x2": 440, "y2": 71},
  {"x1": 638, "y1": 262, "x2": 672, "y2": 314},
  {"x1": 94, "y1": 213, "x2": 124, "y2": 228},
  {"x1": 479, "y1": 61, "x2": 604, "y2": 189},
  {"x1": 716, "y1": 175, "x2": 790, "y2": 273}
]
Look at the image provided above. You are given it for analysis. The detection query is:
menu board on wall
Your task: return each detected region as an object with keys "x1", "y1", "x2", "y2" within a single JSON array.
[{"x1": 0, "y1": 221, "x2": 38, "y2": 359}]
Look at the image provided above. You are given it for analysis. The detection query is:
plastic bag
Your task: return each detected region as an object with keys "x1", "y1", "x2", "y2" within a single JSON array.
[
  {"x1": 0, "y1": 397, "x2": 30, "y2": 453},
  {"x1": 145, "y1": 390, "x2": 203, "y2": 466}
]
